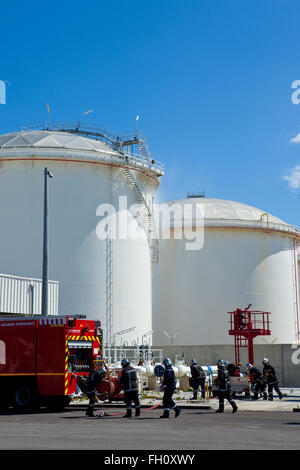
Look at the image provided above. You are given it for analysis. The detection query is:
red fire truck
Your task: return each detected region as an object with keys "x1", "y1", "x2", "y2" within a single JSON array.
[{"x1": 0, "y1": 315, "x2": 109, "y2": 410}]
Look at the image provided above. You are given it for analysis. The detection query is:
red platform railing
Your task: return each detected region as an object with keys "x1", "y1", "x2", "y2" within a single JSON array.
[{"x1": 228, "y1": 309, "x2": 271, "y2": 365}]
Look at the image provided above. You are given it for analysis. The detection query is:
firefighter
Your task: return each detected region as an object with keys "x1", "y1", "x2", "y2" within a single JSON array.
[
  {"x1": 235, "y1": 308, "x2": 246, "y2": 330},
  {"x1": 246, "y1": 364, "x2": 267, "y2": 400},
  {"x1": 120, "y1": 358, "x2": 141, "y2": 418},
  {"x1": 189, "y1": 359, "x2": 206, "y2": 400},
  {"x1": 76, "y1": 363, "x2": 107, "y2": 417},
  {"x1": 227, "y1": 363, "x2": 240, "y2": 377},
  {"x1": 160, "y1": 358, "x2": 181, "y2": 419},
  {"x1": 234, "y1": 362, "x2": 242, "y2": 377},
  {"x1": 215, "y1": 358, "x2": 238, "y2": 413},
  {"x1": 262, "y1": 358, "x2": 283, "y2": 401}
]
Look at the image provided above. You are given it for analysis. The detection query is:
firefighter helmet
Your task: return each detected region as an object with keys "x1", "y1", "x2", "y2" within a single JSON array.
[
  {"x1": 263, "y1": 358, "x2": 269, "y2": 364},
  {"x1": 98, "y1": 366, "x2": 107, "y2": 376},
  {"x1": 162, "y1": 357, "x2": 172, "y2": 367},
  {"x1": 216, "y1": 358, "x2": 224, "y2": 366},
  {"x1": 190, "y1": 358, "x2": 197, "y2": 366},
  {"x1": 121, "y1": 358, "x2": 130, "y2": 367}
]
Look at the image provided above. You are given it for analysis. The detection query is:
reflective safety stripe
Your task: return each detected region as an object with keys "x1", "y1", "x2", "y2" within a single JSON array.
[
  {"x1": 65, "y1": 335, "x2": 69, "y2": 395},
  {"x1": 38, "y1": 373, "x2": 64, "y2": 376},
  {"x1": 69, "y1": 336, "x2": 96, "y2": 341}
]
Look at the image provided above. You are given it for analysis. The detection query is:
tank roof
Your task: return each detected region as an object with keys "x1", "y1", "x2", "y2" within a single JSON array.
[
  {"x1": 0, "y1": 129, "x2": 164, "y2": 176},
  {"x1": 0, "y1": 130, "x2": 113, "y2": 153},
  {"x1": 162, "y1": 197, "x2": 299, "y2": 235},
  {"x1": 167, "y1": 198, "x2": 285, "y2": 224}
]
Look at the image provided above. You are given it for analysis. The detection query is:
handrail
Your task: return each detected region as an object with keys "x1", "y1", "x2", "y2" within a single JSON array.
[{"x1": 19, "y1": 121, "x2": 165, "y2": 173}]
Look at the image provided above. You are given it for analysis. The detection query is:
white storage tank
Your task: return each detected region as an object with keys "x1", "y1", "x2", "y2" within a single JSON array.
[
  {"x1": 0, "y1": 126, "x2": 163, "y2": 346},
  {"x1": 152, "y1": 197, "x2": 300, "y2": 346},
  {"x1": 0, "y1": 273, "x2": 58, "y2": 316}
]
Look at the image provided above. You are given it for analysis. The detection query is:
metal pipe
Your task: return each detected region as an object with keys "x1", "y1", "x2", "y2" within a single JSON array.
[
  {"x1": 260, "y1": 212, "x2": 269, "y2": 230},
  {"x1": 133, "y1": 364, "x2": 217, "y2": 378}
]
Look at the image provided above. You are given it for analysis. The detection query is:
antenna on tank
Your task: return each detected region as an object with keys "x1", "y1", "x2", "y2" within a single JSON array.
[
  {"x1": 77, "y1": 109, "x2": 94, "y2": 129},
  {"x1": 135, "y1": 114, "x2": 140, "y2": 137},
  {"x1": 46, "y1": 103, "x2": 50, "y2": 130}
]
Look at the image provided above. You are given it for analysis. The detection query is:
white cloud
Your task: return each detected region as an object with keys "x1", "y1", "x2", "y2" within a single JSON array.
[
  {"x1": 283, "y1": 165, "x2": 300, "y2": 190},
  {"x1": 291, "y1": 134, "x2": 300, "y2": 143}
]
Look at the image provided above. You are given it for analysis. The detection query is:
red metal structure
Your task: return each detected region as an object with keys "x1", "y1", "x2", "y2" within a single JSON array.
[{"x1": 228, "y1": 306, "x2": 271, "y2": 365}]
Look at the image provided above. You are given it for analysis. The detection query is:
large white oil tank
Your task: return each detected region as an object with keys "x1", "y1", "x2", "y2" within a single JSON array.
[
  {"x1": 0, "y1": 126, "x2": 163, "y2": 346},
  {"x1": 152, "y1": 197, "x2": 300, "y2": 346}
]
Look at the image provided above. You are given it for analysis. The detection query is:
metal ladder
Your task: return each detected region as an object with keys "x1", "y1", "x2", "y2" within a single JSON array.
[
  {"x1": 122, "y1": 166, "x2": 159, "y2": 273},
  {"x1": 137, "y1": 133, "x2": 153, "y2": 165},
  {"x1": 105, "y1": 220, "x2": 113, "y2": 346}
]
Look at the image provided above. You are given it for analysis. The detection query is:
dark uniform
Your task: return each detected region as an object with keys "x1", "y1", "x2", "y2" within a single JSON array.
[
  {"x1": 160, "y1": 358, "x2": 181, "y2": 419},
  {"x1": 190, "y1": 361, "x2": 206, "y2": 399},
  {"x1": 77, "y1": 367, "x2": 106, "y2": 417},
  {"x1": 262, "y1": 360, "x2": 282, "y2": 401},
  {"x1": 248, "y1": 365, "x2": 267, "y2": 400},
  {"x1": 120, "y1": 360, "x2": 140, "y2": 417},
  {"x1": 216, "y1": 360, "x2": 238, "y2": 413},
  {"x1": 227, "y1": 363, "x2": 241, "y2": 377}
]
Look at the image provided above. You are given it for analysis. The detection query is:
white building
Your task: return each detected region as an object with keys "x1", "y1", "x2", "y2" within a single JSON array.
[{"x1": 0, "y1": 273, "x2": 58, "y2": 316}]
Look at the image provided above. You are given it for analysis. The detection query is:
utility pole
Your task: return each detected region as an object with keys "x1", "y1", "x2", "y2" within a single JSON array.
[{"x1": 41, "y1": 167, "x2": 53, "y2": 317}]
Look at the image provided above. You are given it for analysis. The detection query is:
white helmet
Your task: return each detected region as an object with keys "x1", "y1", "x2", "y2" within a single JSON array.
[{"x1": 98, "y1": 366, "x2": 107, "y2": 376}]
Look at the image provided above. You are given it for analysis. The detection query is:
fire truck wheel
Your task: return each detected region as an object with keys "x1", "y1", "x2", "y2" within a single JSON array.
[
  {"x1": 0, "y1": 392, "x2": 9, "y2": 410},
  {"x1": 12, "y1": 383, "x2": 39, "y2": 410},
  {"x1": 47, "y1": 396, "x2": 72, "y2": 410}
]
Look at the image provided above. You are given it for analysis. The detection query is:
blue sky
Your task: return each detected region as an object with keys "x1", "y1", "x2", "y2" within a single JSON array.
[{"x1": 1, "y1": 0, "x2": 300, "y2": 226}]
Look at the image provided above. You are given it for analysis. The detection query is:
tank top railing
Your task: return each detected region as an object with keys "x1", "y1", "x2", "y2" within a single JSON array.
[{"x1": 20, "y1": 122, "x2": 164, "y2": 174}]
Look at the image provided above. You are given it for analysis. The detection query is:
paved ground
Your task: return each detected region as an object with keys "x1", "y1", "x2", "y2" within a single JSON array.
[
  {"x1": 0, "y1": 408, "x2": 299, "y2": 451},
  {"x1": 0, "y1": 389, "x2": 300, "y2": 451}
]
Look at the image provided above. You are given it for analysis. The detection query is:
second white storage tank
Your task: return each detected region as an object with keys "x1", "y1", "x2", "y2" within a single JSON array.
[{"x1": 152, "y1": 198, "x2": 300, "y2": 346}]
